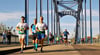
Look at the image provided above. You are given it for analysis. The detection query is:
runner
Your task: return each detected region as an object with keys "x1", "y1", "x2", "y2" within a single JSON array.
[
  {"x1": 2, "y1": 30, "x2": 7, "y2": 44},
  {"x1": 63, "y1": 29, "x2": 69, "y2": 45},
  {"x1": 7, "y1": 27, "x2": 12, "y2": 44},
  {"x1": 54, "y1": 33, "x2": 57, "y2": 44},
  {"x1": 36, "y1": 16, "x2": 47, "y2": 52},
  {"x1": 49, "y1": 32, "x2": 54, "y2": 44},
  {"x1": 59, "y1": 33, "x2": 64, "y2": 44},
  {"x1": 30, "y1": 18, "x2": 38, "y2": 51},
  {"x1": 16, "y1": 16, "x2": 29, "y2": 53},
  {"x1": 56, "y1": 36, "x2": 60, "y2": 44}
]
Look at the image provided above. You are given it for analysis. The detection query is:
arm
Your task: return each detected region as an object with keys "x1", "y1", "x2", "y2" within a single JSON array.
[
  {"x1": 30, "y1": 24, "x2": 33, "y2": 33},
  {"x1": 45, "y1": 26, "x2": 48, "y2": 30},
  {"x1": 36, "y1": 23, "x2": 40, "y2": 32},
  {"x1": 16, "y1": 27, "x2": 21, "y2": 31},
  {"x1": 44, "y1": 23, "x2": 48, "y2": 30},
  {"x1": 24, "y1": 27, "x2": 29, "y2": 30},
  {"x1": 30, "y1": 28, "x2": 32, "y2": 33},
  {"x1": 16, "y1": 23, "x2": 21, "y2": 31},
  {"x1": 62, "y1": 32, "x2": 64, "y2": 36},
  {"x1": 44, "y1": 24, "x2": 48, "y2": 36},
  {"x1": 36, "y1": 27, "x2": 40, "y2": 32},
  {"x1": 27, "y1": 27, "x2": 29, "y2": 30},
  {"x1": 67, "y1": 32, "x2": 69, "y2": 35},
  {"x1": 24, "y1": 23, "x2": 29, "y2": 30}
]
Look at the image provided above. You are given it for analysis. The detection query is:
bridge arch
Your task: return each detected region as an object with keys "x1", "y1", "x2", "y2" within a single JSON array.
[{"x1": 60, "y1": 15, "x2": 76, "y2": 39}]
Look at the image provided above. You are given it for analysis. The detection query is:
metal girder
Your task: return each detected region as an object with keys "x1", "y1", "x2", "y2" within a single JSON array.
[
  {"x1": 58, "y1": 1, "x2": 77, "y2": 4},
  {"x1": 57, "y1": 2, "x2": 76, "y2": 12},
  {"x1": 58, "y1": 10, "x2": 77, "y2": 18},
  {"x1": 53, "y1": 0, "x2": 60, "y2": 22},
  {"x1": 53, "y1": 0, "x2": 58, "y2": 14},
  {"x1": 75, "y1": 0, "x2": 83, "y2": 44},
  {"x1": 53, "y1": 0, "x2": 60, "y2": 37}
]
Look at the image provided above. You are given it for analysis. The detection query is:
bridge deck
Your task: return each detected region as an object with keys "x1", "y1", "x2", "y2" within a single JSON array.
[{"x1": 7, "y1": 44, "x2": 100, "y2": 55}]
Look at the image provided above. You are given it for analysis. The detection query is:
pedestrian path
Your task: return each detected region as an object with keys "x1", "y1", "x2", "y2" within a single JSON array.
[
  {"x1": 1, "y1": 44, "x2": 100, "y2": 55},
  {"x1": 9, "y1": 44, "x2": 81, "y2": 55},
  {"x1": 0, "y1": 44, "x2": 33, "y2": 55}
]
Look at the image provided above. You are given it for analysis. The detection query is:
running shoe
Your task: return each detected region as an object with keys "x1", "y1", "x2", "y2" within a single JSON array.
[
  {"x1": 40, "y1": 48, "x2": 43, "y2": 52},
  {"x1": 24, "y1": 45, "x2": 26, "y2": 48},
  {"x1": 20, "y1": 50, "x2": 23, "y2": 53},
  {"x1": 34, "y1": 48, "x2": 38, "y2": 51},
  {"x1": 24, "y1": 44, "x2": 26, "y2": 48}
]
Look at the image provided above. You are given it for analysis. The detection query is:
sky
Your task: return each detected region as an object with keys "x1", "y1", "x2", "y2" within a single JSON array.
[{"x1": 0, "y1": 0, "x2": 99, "y2": 38}]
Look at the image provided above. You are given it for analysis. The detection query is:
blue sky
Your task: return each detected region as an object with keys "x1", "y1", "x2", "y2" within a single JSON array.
[{"x1": 0, "y1": 0, "x2": 99, "y2": 38}]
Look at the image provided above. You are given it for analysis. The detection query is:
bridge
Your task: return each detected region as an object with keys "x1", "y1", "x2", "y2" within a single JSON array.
[
  {"x1": 0, "y1": 0, "x2": 100, "y2": 55},
  {"x1": 24, "y1": 0, "x2": 99, "y2": 44}
]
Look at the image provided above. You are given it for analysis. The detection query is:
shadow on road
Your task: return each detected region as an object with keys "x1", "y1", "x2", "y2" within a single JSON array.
[{"x1": 23, "y1": 48, "x2": 100, "y2": 54}]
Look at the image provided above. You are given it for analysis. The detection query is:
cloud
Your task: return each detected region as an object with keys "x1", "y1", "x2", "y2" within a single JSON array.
[
  {"x1": 61, "y1": 20, "x2": 99, "y2": 31},
  {"x1": 86, "y1": 20, "x2": 99, "y2": 28},
  {"x1": 30, "y1": 10, "x2": 53, "y2": 15},
  {"x1": 60, "y1": 23, "x2": 75, "y2": 27},
  {"x1": 0, "y1": 10, "x2": 53, "y2": 21},
  {"x1": 86, "y1": 21, "x2": 99, "y2": 36},
  {"x1": 61, "y1": 20, "x2": 99, "y2": 29},
  {"x1": 83, "y1": 9, "x2": 99, "y2": 17},
  {"x1": 0, "y1": 12, "x2": 24, "y2": 21},
  {"x1": 0, "y1": 9, "x2": 98, "y2": 21}
]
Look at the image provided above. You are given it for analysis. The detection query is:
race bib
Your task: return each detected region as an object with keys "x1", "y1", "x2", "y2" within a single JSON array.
[{"x1": 34, "y1": 30, "x2": 36, "y2": 33}]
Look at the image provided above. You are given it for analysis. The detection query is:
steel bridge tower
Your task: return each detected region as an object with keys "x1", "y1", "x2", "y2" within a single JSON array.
[{"x1": 53, "y1": 0, "x2": 83, "y2": 44}]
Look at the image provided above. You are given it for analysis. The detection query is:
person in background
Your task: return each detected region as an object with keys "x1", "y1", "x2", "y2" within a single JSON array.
[
  {"x1": 63, "y1": 29, "x2": 69, "y2": 45},
  {"x1": 2, "y1": 30, "x2": 7, "y2": 44},
  {"x1": 7, "y1": 27, "x2": 12, "y2": 44},
  {"x1": 59, "y1": 33, "x2": 64, "y2": 44},
  {"x1": 49, "y1": 32, "x2": 54, "y2": 44},
  {"x1": 56, "y1": 36, "x2": 60, "y2": 44},
  {"x1": 54, "y1": 33, "x2": 57, "y2": 44}
]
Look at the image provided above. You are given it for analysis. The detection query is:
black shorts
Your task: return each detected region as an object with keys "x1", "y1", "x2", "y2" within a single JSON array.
[
  {"x1": 49, "y1": 38, "x2": 53, "y2": 41},
  {"x1": 63, "y1": 36, "x2": 68, "y2": 40},
  {"x1": 32, "y1": 33, "x2": 37, "y2": 40},
  {"x1": 64, "y1": 37, "x2": 68, "y2": 40}
]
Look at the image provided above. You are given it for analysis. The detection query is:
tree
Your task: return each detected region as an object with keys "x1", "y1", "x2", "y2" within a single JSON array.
[{"x1": 0, "y1": 23, "x2": 7, "y2": 33}]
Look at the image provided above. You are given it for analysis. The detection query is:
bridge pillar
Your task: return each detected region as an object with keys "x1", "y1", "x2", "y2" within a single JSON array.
[
  {"x1": 25, "y1": 0, "x2": 29, "y2": 45},
  {"x1": 75, "y1": 18, "x2": 81, "y2": 44}
]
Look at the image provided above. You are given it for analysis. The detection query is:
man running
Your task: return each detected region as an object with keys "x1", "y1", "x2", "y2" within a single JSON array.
[
  {"x1": 56, "y1": 36, "x2": 60, "y2": 44},
  {"x1": 36, "y1": 16, "x2": 47, "y2": 52},
  {"x1": 16, "y1": 16, "x2": 29, "y2": 53},
  {"x1": 2, "y1": 30, "x2": 7, "y2": 44},
  {"x1": 49, "y1": 32, "x2": 54, "y2": 44},
  {"x1": 63, "y1": 29, "x2": 69, "y2": 45},
  {"x1": 7, "y1": 27, "x2": 12, "y2": 44},
  {"x1": 30, "y1": 19, "x2": 38, "y2": 51}
]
